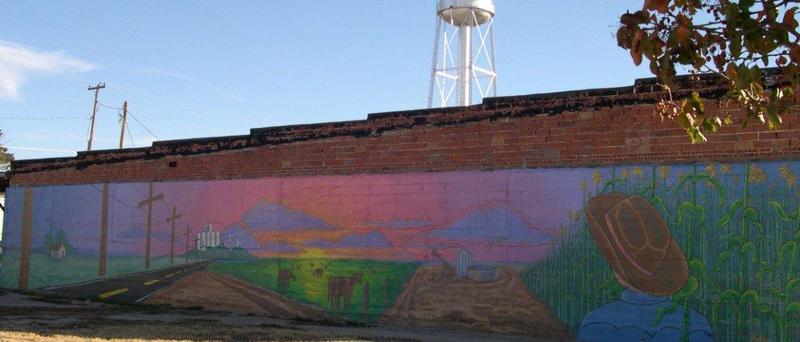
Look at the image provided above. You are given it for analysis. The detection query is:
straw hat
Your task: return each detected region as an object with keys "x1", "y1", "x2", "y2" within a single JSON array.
[{"x1": 586, "y1": 193, "x2": 688, "y2": 296}]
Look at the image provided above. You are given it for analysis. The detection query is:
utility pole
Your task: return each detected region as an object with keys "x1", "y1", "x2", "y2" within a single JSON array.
[
  {"x1": 185, "y1": 224, "x2": 190, "y2": 264},
  {"x1": 166, "y1": 205, "x2": 182, "y2": 265},
  {"x1": 87, "y1": 83, "x2": 106, "y2": 151},
  {"x1": 118, "y1": 101, "x2": 128, "y2": 149},
  {"x1": 137, "y1": 182, "x2": 163, "y2": 269},
  {"x1": 99, "y1": 183, "x2": 109, "y2": 276}
]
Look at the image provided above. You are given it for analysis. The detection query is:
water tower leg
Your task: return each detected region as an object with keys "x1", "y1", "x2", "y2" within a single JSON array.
[
  {"x1": 428, "y1": 17, "x2": 443, "y2": 108},
  {"x1": 457, "y1": 25, "x2": 472, "y2": 107}
]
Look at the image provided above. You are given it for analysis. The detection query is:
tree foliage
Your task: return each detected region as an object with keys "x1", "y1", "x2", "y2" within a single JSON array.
[
  {"x1": 617, "y1": 0, "x2": 799, "y2": 142},
  {"x1": 0, "y1": 130, "x2": 12, "y2": 165}
]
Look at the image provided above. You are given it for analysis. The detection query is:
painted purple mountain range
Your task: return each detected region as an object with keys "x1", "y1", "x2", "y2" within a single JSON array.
[{"x1": 430, "y1": 206, "x2": 553, "y2": 245}]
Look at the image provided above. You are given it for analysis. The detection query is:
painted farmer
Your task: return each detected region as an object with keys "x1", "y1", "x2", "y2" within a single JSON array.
[{"x1": 579, "y1": 193, "x2": 712, "y2": 341}]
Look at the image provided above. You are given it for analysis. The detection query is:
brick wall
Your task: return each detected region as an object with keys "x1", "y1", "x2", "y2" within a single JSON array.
[{"x1": 10, "y1": 74, "x2": 800, "y2": 186}]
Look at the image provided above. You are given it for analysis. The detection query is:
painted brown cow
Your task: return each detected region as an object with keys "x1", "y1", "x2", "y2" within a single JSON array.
[{"x1": 327, "y1": 272, "x2": 364, "y2": 314}]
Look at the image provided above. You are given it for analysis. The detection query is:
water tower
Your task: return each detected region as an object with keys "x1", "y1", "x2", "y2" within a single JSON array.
[{"x1": 428, "y1": 0, "x2": 497, "y2": 108}]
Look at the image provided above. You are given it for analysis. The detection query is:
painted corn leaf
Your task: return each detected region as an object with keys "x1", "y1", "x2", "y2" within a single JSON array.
[
  {"x1": 716, "y1": 213, "x2": 733, "y2": 229},
  {"x1": 677, "y1": 201, "x2": 696, "y2": 222},
  {"x1": 739, "y1": 289, "x2": 760, "y2": 305},
  {"x1": 769, "y1": 287, "x2": 788, "y2": 301},
  {"x1": 788, "y1": 302, "x2": 800, "y2": 315},
  {"x1": 673, "y1": 276, "x2": 700, "y2": 301},
  {"x1": 693, "y1": 203, "x2": 706, "y2": 222},
  {"x1": 787, "y1": 278, "x2": 800, "y2": 292},
  {"x1": 652, "y1": 302, "x2": 679, "y2": 327},
  {"x1": 777, "y1": 241, "x2": 796, "y2": 267},
  {"x1": 701, "y1": 174, "x2": 726, "y2": 204},
  {"x1": 721, "y1": 289, "x2": 741, "y2": 303},
  {"x1": 769, "y1": 201, "x2": 799, "y2": 222},
  {"x1": 756, "y1": 266, "x2": 776, "y2": 282},
  {"x1": 741, "y1": 241, "x2": 758, "y2": 263},
  {"x1": 743, "y1": 207, "x2": 759, "y2": 223},
  {"x1": 688, "y1": 258, "x2": 706, "y2": 276}
]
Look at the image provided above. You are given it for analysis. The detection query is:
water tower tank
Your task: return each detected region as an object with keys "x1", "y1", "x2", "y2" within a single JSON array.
[
  {"x1": 437, "y1": 0, "x2": 495, "y2": 26},
  {"x1": 429, "y1": 0, "x2": 497, "y2": 108}
]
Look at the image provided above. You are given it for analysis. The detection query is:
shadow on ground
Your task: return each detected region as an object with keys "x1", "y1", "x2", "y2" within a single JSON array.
[{"x1": 0, "y1": 291, "x2": 558, "y2": 342}]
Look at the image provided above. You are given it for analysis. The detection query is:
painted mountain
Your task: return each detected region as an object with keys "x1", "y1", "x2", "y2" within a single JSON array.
[
  {"x1": 424, "y1": 206, "x2": 555, "y2": 262},
  {"x1": 220, "y1": 201, "x2": 336, "y2": 255},
  {"x1": 431, "y1": 206, "x2": 553, "y2": 245}
]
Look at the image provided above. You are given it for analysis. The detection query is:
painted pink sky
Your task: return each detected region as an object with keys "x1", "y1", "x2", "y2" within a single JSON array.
[{"x1": 9, "y1": 168, "x2": 593, "y2": 262}]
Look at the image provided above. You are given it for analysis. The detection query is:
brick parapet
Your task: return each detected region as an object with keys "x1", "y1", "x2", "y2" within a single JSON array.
[{"x1": 10, "y1": 72, "x2": 800, "y2": 186}]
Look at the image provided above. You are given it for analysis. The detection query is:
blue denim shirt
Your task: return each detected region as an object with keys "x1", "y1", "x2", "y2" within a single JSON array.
[{"x1": 578, "y1": 289, "x2": 713, "y2": 342}]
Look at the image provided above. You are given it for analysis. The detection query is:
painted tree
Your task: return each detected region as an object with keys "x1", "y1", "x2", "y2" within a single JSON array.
[{"x1": 617, "y1": 0, "x2": 799, "y2": 142}]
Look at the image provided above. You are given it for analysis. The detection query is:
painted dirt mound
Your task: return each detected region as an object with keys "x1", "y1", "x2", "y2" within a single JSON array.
[
  {"x1": 380, "y1": 265, "x2": 571, "y2": 339},
  {"x1": 144, "y1": 271, "x2": 325, "y2": 320}
]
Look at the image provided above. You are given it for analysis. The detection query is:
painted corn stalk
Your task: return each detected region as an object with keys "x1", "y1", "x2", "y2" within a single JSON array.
[{"x1": 529, "y1": 161, "x2": 800, "y2": 341}]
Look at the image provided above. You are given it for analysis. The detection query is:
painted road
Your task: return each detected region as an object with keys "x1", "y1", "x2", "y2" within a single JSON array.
[{"x1": 45, "y1": 261, "x2": 210, "y2": 303}]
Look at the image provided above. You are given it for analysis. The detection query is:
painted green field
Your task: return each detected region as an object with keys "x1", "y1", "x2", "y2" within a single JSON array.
[
  {"x1": 0, "y1": 250, "x2": 174, "y2": 289},
  {"x1": 210, "y1": 258, "x2": 420, "y2": 321}
]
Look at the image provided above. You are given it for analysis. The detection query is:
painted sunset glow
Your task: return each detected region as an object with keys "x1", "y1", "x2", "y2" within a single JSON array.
[{"x1": 2, "y1": 169, "x2": 590, "y2": 262}]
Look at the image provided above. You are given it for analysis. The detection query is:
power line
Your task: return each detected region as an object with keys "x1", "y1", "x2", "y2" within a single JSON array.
[
  {"x1": 126, "y1": 110, "x2": 159, "y2": 140},
  {"x1": 89, "y1": 184, "x2": 137, "y2": 209},
  {"x1": 0, "y1": 115, "x2": 87, "y2": 120},
  {"x1": 98, "y1": 102, "x2": 122, "y2": 110},
  {"x1": 126, "y1": 118, "x2": 136, "y2": 147}
]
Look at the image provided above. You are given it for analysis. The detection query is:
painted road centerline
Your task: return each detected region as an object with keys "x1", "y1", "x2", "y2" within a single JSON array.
[
  {"x1": 98, "y1": 288, "x2": 129, "y2": 299},
  {"x1": 165, "y1": 272, "x2": 177, "y2": 278},
  {"x1": 143, "y1": 279, "x2": 160, "y2": 286}
]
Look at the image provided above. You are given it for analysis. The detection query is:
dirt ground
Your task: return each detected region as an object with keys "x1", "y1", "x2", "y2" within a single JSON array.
[
  {"x1": 381, "y1": 265, "x2": 572, "y2": 339},
  {"x1": 144, "y1": 271, "x2": 324, "y2": 320},
  {"x1": 0, "y1": 291, "x2": 555, "y2": 341}
]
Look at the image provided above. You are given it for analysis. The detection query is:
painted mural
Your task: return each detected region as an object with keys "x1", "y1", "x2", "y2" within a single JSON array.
[{"x1": 2, "y1": 162, "x2": 800, "y2": 340}]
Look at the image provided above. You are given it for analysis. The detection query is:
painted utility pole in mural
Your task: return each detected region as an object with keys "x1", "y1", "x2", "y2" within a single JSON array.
[
  {"x1": 184, "y1": 224, "x2": 190, "y2": 264},
  {"x1": 166, "y1": 205, "x2": 182, "y2": 265},
  {"x1": 98, "y1": 183, "x2": 109, "y2": 276},
  {"x1": 18, "y1": 187, "x2": 32, "y2": 290},
  {"x1": 137, "y1": 183, "x2": 163, "y2": 269}
]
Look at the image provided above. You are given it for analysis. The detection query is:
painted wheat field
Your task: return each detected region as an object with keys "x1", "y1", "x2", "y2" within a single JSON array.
[{"x1": 524, "y1": 161, "x2": 800, "y2": 341}]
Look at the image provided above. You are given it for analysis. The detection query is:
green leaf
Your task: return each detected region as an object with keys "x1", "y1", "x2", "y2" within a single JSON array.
[
  {"x1": 770, "y1": 201, "x2": 799, "y2": 222},
  {"x1": 674, "y1": 276, "x2": 700, "y2": 300},
  {"x1": 719, "y1": 249, "x2": 733, "y2": 263},
  {"x1": 652, "y1": 302, "x2": 679, "y2": 327},
  {"x1": 788, "y1": 278, "x2": 800, "y2": 292},
  {"x1": 701, "y1": 176, "x2": 726, "y2": 204},
  {"x1": 740, "y1": 289, "x2": 760, "y2": 305},
  {"x1": 756, "y1": 266, "x2": 776, "y2": 282},
  {"x1": 727, "y1": 235, "x2": 745, "y2": 249},
  {"x1": 788, "y1": 302, "x2": 800, "y2": 315},
  {"x1": 778, "y1": 241, "x2": 796, "y2": 267},
  {"x1": 769, "y1": 287, "x2": 788, "y2": 301},
  {"x1": 694, "y1": 203, "x2": 706, "y2": 222},
  {"x1": 677, "y1": 201, "x2": 696, "y2": 222},
  {"x1": 717, "y1": 212, "x2": 733, "y2": 228},
  {"x1": 721, "y1": 289, "x2": 740, "y2": 303},
  {"x1": 742, "y1": 240, "x2": 758, "y2": 262},
  {"x1": 744, "y1": 207, "x2": 759, "y2": 222},
  {"x1": 688, "y1": 258, "x2": 706, "y2": 276}
]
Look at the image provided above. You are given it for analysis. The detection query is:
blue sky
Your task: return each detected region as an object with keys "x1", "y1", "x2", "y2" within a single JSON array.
[{"x1": 0, "y1": 1, "x2": 650, "y2": 160}]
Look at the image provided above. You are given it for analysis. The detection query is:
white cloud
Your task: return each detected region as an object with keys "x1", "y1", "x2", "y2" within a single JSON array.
[
  {"x1": 133, "y1": 66, "x2": 244, "y2": 102},
  {"x1": 0, "y1": 40, "x2": 95, "y2": 100}
]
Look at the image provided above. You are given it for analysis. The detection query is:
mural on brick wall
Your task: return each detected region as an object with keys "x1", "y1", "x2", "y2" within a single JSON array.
[{"x1": 3, "y1": 162, "x2": 800, "y2": 340}]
